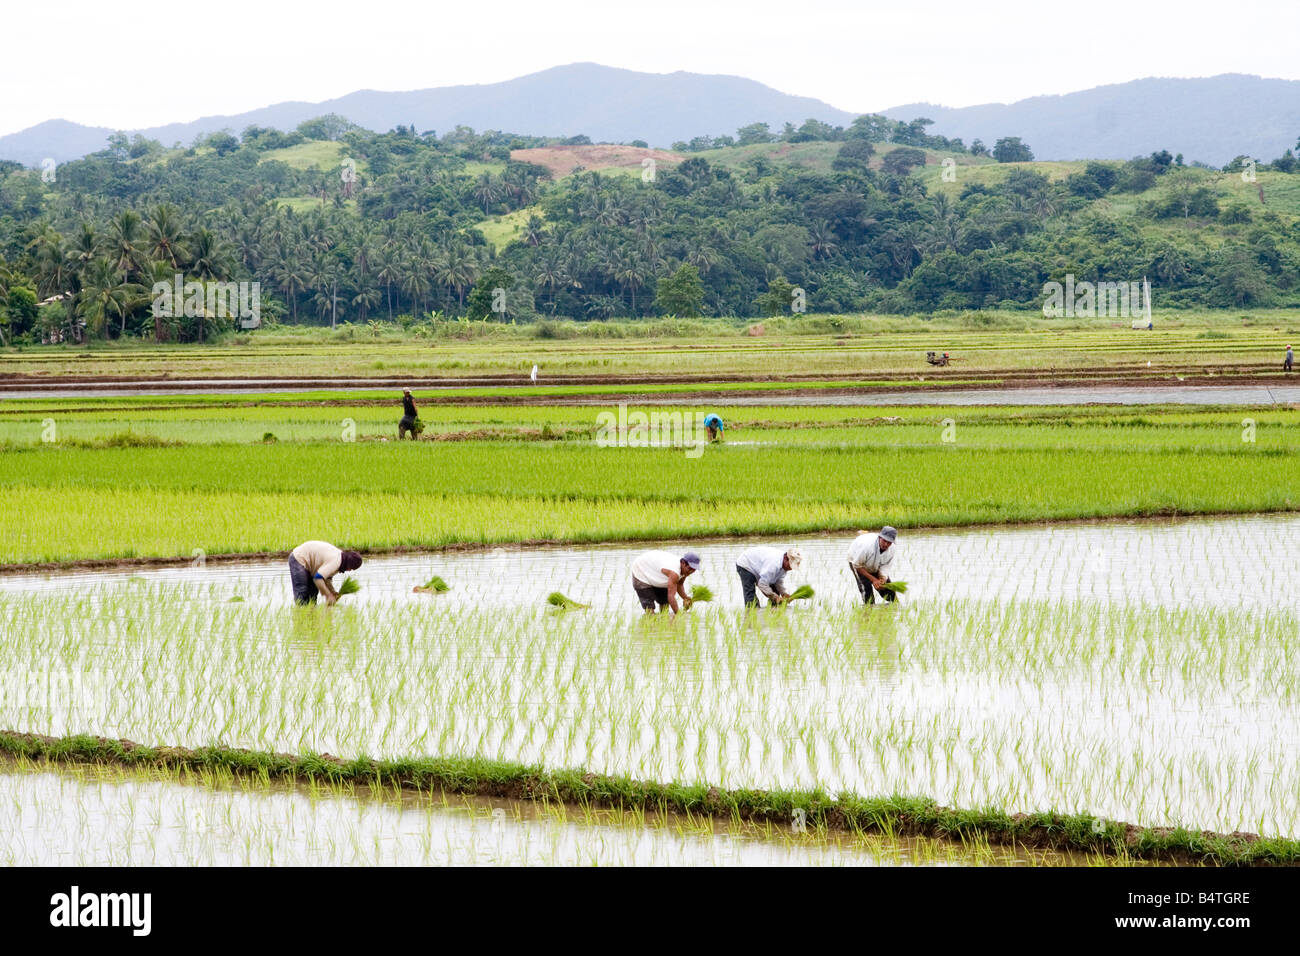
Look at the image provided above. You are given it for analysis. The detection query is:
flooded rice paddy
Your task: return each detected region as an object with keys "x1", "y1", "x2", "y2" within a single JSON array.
[{"x1": 1, "y1": 513, "x2": 1296, "y2": 861}]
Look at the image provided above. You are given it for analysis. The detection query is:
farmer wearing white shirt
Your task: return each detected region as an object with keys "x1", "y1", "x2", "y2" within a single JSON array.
[
  {"x1": 289, "y1": 540, "x2": 363, "y2": 606},
  {"x1": 848, "y1": 527, "x2": 897, "y2": 605},
  {"x1": 735, "y1": 545, "x2": 803, "y2": 608},
  {"x1": 630, "y1": 549, "x2": 700, "y2": 614}
]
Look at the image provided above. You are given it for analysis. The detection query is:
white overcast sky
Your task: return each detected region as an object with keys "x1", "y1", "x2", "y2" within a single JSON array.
[{"x1": 3, "y1": 0, "x2": 1298, "y2": 137}]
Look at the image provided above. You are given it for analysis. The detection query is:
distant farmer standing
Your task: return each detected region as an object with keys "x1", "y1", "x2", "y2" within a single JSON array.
[
  {"x1": 848, "y1": 527, "x2": 898, "y2": 605},
  {"x1": 735, "y1": 546, "x2": 802, "y2": 608},
  {"x1": 289, "y1": 540, "x2": 363, "y2": 606},
  {"x1": 630, "y1": 549, "x2": 700, "y2": 614},
  {"x1": 703, "y1": 413, "x2": 724, "y2": 442},
  {"x1": 1286, "y1": 345, "x2": 1293, "y2": 372},
  {"x1": 398, "y1": 388, "x2": 419, "y2": 440}
]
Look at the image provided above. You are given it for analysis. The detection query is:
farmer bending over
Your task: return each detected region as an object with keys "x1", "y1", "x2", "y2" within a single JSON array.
[
  {"x1": 289, "y1": 540, "x2": 362, "y2": 606},
  {"x1": 848, "y1": 526, "x2": 897, "y2": 605},
  {"x1": 703, "y1": 413, "x2": 724, "y2": 442},
  {"x1": 630, "y1": 549, "x2": 700, "y2": 614},
  {"x1": 398, "y1": 388, "x2": 419, "y2": 439},
  {"x1": 736, "y1": 546, "x2": 802, "y2": 608}
]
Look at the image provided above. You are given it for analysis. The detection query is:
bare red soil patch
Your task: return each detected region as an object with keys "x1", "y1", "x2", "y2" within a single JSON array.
[{"x1": 511, "y1": 144, "x2": 685, "y2": 178}]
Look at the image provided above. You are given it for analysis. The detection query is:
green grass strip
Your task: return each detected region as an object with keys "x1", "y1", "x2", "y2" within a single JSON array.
[{"x1": 1, "y1": 730, "x2": 1293, "y2": 866}]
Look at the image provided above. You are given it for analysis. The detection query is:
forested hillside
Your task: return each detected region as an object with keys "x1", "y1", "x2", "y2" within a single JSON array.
[{"x1": 1, "y1": 112, "x2": 1298, "y2": 344}]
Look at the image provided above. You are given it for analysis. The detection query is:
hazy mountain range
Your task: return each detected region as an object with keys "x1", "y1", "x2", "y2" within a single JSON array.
[{"x1": 3, "y1": 64, "x2": 1297, "y2": 167}]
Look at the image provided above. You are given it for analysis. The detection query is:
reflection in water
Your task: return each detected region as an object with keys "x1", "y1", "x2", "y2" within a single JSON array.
[{"x1": 0, "y1": 760, "x2": 1080, "y2": 867}]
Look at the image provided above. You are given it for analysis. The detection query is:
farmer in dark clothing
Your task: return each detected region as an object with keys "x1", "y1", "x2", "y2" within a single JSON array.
[
  {"x1": 398, "y1": 388, "x2": 419, "y2": 439},
  {"x1": 1285, "y1": 345, "x2": 1293, "y2": 372}
]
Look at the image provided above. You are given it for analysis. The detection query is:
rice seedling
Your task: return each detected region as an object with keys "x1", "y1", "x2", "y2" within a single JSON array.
[
  {"x1": 788, "y1": 585, "x2": 815, "y2": 601},
  {"x1": 413, "y1": 575, "x2": 450, "y2": 594},
  {"x1": 877, "y1": 581, "x2": 909, "y2": 595},
  {"x1": 546, "y1": 592, "x2": 589, "y2": 610},
  {"x1": 337, "y1": 577, "x2": 361, "y2": 596},
  {"x1": 690, "y1": 584, "x2": 714, "y2": 602}
]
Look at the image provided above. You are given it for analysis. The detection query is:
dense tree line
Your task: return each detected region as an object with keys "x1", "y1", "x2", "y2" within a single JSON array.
[{"x1": 1, "y1": 115, "x2": 1299, "y2": 343}]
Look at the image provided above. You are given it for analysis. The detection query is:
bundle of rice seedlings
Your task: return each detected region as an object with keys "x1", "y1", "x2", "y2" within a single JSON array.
[
  {"x1": 412, "y1": 417, "x2": 426, "y2": 436},
  {"x1": 413, "y1": 575, "x2": 450, "y2": 593},
  {"x1": 337, "y1": 576, "x2": 361, "y2": 596},
  {"x1": 787, "y1": 584, "x2": 816, "y2": 601},
  {"x1": 546, "y1": 591, "x2": 589, "y2": 610},
  {"x1": 690, "y1": 584, "x2": 714, "y2": 602},
  {"x1": 877, "y1": 580, "x2": 908, "y2": 594}
]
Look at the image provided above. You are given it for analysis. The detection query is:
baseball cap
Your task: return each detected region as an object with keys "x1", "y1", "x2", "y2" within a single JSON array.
[
  {"x1": 681, "y1": 552, "x2": 701, "y2": 570},
  {"x1": 880, "y1": 527, "x2": 898, "y2": 542},
  {"x1": 785, "y1": 549, "x2": 804, "y2": 570}
]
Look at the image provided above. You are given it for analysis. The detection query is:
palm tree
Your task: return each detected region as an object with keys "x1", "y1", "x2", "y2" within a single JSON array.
[
  {"x1": 274, "y1": 255, "x2": 309, "y2": 322},
  {"x1": 808, "y1": 220, "x2": 839, "y2": 260},
  {"x1": 472, "y1": 173, "x2": 503, "y2": 215},
  {"x1": 534, "y1": 250, "x2": 570, "y2": 315},
  {"x1": 522, "y1": 215, "x2": 547, "y2": 247},
  {"x1": 80, "y1": 259, "x2": 143, "y2": 338},
  {"x1": 105, "y1": 210, "x2": 149, "y2": 284},
  {"x1": 26, "y1": 224, "x2": 70, "y2": 298},
  {"x1": 610, "y1": 247, "x2": 647, "y2": 313},
  {"x1": 189, "y1": 228, "x2": 233, "y2": 281},
  {"x1": 374, "y1": 248, "x2": 402, "y2": 320},
  {"x1": 349, "y1": 269, "x2": 382, "y2": 323},
  {"x1": 685, "y1": 239, "x2": 720, "y2": 276},
  {"x1": 434, "y1": 240, "x2": 479, "y2": 309},
  {"x1": 144, "y1": 204, "x2": 189, "y2": 268},
  {"x1": 309, "y1": 256, "x2": 340, "y2": 328}
]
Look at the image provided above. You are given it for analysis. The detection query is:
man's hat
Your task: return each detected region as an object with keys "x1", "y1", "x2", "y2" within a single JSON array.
[
  {"x1": 681, "y1": 552, "x2": 701, "y2": 570},
  {"x1": 785, "y1": 549, "x2": 804, "y2": 570},
  {"x1": 880, "y1": 527, "x2": 898, "y2": 542}
]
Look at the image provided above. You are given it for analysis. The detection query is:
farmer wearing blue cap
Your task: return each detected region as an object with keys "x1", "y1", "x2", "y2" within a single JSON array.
[
  {"x1": 848, "y1": 527, "x2": 897, "y2": 605},
  {"x1": 630, "y1": 549, "x2": 701, "y2": 614}
]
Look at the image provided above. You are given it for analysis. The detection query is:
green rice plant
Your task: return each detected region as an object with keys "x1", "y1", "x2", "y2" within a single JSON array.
[
  {"x1": 788, "y1": 585, "x2": 815, "y2": 601},
  {"x1": 877, "y1": 580, "x2": 908, "y2": 594},
  {"x1": 337, "y1": 577, "x2": 361, "y2": 596},
  {"x1": 414, "y1": 575, "x2": 449, "y2": 593},
  {"x1": 690, "y1": 584, "x2": 714, "y2": 602},
  {"x1": 546, "y1": 592, "x2": 589, "y2": 610}
]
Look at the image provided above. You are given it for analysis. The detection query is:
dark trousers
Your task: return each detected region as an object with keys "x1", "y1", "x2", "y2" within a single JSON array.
[
  {"x1": 289, "y1": 555, "x2": 317, "y2": 605},
  {"x1": 737, "y1": 565, "x2": 770, "y2": 608},
  {"x1": 850, "y1": 562, "x2": 895, "y2": 605},
  {"x1": 398, "y1": 415, "x2": 418, "y2": 439}
]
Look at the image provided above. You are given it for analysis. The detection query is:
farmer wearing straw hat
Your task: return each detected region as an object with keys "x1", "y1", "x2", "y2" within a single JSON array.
[
  {"x1": 735, "y1": 546, "x2": 802, "y2": 608},
  {"x1": 289, "y1": 540, "x2": 363, "y2": 606},
  {"x1": 630, "y1": 549, "x2": 701, "y2": 614},
  {"x1": 849, "y1": 527, "x2": 897, "y2": 605}
]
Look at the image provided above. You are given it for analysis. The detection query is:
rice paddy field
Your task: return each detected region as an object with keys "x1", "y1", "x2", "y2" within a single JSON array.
[{"x1": 2, "y1": 335, "x2": 1299, "y2": 870}]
